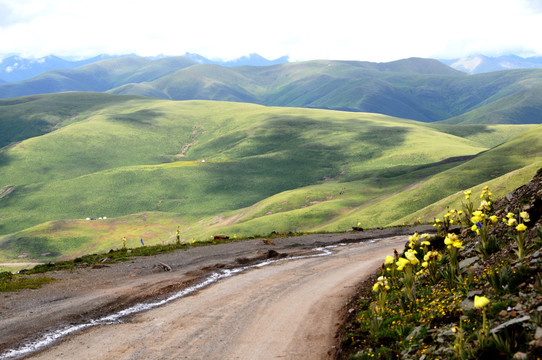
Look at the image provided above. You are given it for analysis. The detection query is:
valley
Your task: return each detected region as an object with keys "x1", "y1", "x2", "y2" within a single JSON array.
[{"x1": 0, "y1": 56, "x2": 541, "y2": 265}]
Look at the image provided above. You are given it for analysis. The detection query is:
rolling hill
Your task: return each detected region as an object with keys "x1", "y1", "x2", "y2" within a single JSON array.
[
  {"x1": 0, "y1": 93, "x2": 538, "y2": 262},
  {"x1": 0, "y1": 57, "x2": 196, "y2": 98},
  {"x1": 2, "y1": 57, "x2": 542, "y2": 124}
]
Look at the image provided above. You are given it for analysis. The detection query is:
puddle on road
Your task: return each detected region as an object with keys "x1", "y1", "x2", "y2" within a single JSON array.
[{"x1": 1, "y1": 240, "x2": 378, "y2": 360}]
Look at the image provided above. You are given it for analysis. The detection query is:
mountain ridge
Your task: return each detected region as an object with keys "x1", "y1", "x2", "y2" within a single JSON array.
[
  {"x1": 0, "y1": 53, "x2": 289, "y2": 83},
  {"x1": 6, "y1": 56, "x2": 542, "y2": 124},
  {"x1": 441, "y1": 54, "x2": 542, "y2": 74}
]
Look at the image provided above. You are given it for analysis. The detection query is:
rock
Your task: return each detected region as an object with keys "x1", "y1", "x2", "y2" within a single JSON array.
[
  {"x1": 460, "y1": 298, "x2": 474, "y2": 310},
  {"x1": 459, "y1": 256, "x2": 479, "y2": 270},
  {"x1": 406, "y1": 326, "x2": 422, "y2": 341},
  {"x1": 467, "y1": 289, "x2": 483, "y2": 299},
  {"x1": 513, "y1": 352, "x2": 528, "y2": 360},
  {"x1": 154, "y1": 262, "x2": 172, "y2": 272},
  {"x1": 491, "y1": 316, "x2": 531, "y2": 334},
  {"x1": 535, "y1": 327, "x2": 542, "y2": 340}
]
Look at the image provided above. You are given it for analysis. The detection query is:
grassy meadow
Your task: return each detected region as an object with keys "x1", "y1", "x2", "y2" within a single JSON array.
[{"x1": 0, "y1": 93, "x2": 538, "y2": 263}]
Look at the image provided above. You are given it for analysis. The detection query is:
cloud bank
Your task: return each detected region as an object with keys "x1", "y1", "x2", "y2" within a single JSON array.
[{"x1": 1, "y1": 0, "x2": 542, "y2": 61}]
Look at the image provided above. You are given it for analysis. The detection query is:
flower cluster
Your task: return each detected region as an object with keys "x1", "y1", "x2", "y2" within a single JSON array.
[
  {"x1": 355, "y1": 184, "x2": 536, "y2": 359},
  {"x1": 372, "y1": 275, "x2": 390, "y2": 292},
  {"x1": 507, "y1": 211, "x2": 531, "y2": 258}
]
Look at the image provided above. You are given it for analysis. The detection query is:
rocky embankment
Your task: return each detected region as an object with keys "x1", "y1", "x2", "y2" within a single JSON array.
[{"x1": 337, "y1": 167, "x2": 542, "y2": 359}]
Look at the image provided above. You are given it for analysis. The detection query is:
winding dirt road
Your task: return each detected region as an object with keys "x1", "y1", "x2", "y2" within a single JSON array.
[{"x1": 1, "y1": 228, "x2": 432, "y2": 360}]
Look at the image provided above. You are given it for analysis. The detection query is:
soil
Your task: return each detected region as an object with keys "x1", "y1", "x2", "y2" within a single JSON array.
[{"x1": 0, "y1": 226, "x2": 433, "y2": 360}]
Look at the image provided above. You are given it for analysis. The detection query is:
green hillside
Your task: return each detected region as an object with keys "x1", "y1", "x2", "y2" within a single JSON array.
[
  {"x1": 111, "y1": 60, "x2": 542, "y2": 124},
  {"x1": 3, "y1": 57, "x2": 542, "y2": 124},
  {"x1": 438, "y1": 85, "x2": 542, "y2": 124},
  {"x1": 0, "y1": 93, "x2": 535, "y2": 262},
  {"x1": 0, "y1": 57, "x2": 196, "y2": 98},
  {"x1": 0, "y1": 92, "x2": 143, "y2": 148}
]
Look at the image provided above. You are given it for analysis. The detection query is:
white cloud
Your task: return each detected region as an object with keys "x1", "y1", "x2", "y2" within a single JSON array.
[{"x1": 0, "y1": 0, "x2": 542, "y2": 61}]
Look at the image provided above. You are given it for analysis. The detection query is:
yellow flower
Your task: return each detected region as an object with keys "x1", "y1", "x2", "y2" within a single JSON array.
[
  {"x1": 424, "y1": 250, "x2": 442, "y2": 262},
  {"x1": 489, "y1": 215, "x2": 498, "y2": 223},
  {"x1": 516, "y1": 223, "x2": 527, "y2": 232},
  {"x1": 471, "y1": 215, "x2": 482, "y2": 224},
  {"x1": 384, "y1": 255, "x2": 394, "y2": 265},
  {"x1": 444, "y1": 233, "x2": 463, "y2": 249},
  {"x1": 422, "y1": 261, "x2": 429, "y2": 268},
  {"x1": 507, "y1": 218, "x2": 518, "y2": 226},
  {"x1": 421, "y1": 240, "x2": 431, "y2": 246},
  {"x1": 373, "y1": 276, "x2": 390, "y2": 292},
  {"x1": 506, "y1": 212, "x2": 515, "y2": 219},
  {"x1": 520, "y1": 212, "x2": 530, "y2": 222},
  {"x1": 471, "y1": 224, "x2": 478, "y2": 231},
  {"x1": 474, "y1": 295, "x2": 490, "y2": 308},
  {"x1": 405, "y1": 249, "x2": 420, "y2": 265},
  {"x1": 396, "y1": 257, "x2": 410, "y2": 271},
  {"x1": 421, "y1": 233, "x2": 431, "y2": 240},
  {"x1": 479, "y1": 200, "x2": 491, "y2": 211}
]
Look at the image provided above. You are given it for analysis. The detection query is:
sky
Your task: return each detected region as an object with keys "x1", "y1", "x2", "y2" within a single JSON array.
[{"x1": 1, "y1": 0, "x2": 542, "y2": 62}]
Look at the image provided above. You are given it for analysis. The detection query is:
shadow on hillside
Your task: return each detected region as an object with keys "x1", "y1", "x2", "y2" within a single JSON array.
[
  {"x1": 194, "y1": 115, "x2": 408, "y2": 204},
  {"x1": 429, "y1": 124, "x2": 493, "y2": 137},
  {"x1": 0, "y1": 235, "x2": 94, "y2": 261},
  {"x1": 0, "y1": 152, "x2": 11, "y2": 168},
  {"x1": 108, "y1": 109, "x2": 164, "y2": 127}
]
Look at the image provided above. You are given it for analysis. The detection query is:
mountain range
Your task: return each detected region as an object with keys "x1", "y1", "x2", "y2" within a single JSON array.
[
  {"x1": 3, "y1": 53, "x2": 542, "y2": 84},
  {"x1": 2, "y1": 56, "x2": 542, "y2": 124},
  {"x1": 0, "y1": 53, "x2": 289, "y2": 83},
  {"x1": 441, "y1": 54, "x2": 542, "y2": 74}
]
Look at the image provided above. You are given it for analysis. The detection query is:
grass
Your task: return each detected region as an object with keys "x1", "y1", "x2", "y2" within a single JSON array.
[
  {"x1": 0, "y1": 94, "x2": 539, "y2": 262},
  {"x1": 0, "y1": 271, "x2": 55, "y2": 292}
]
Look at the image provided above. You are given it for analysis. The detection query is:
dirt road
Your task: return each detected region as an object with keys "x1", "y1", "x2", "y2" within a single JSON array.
[{"x1": 0, "y1": 227, "x2": 432, "y2": 360}]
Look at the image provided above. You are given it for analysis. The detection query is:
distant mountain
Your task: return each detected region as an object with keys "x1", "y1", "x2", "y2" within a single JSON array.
[
  {"x1": 108, "y1": 57, "x2": 542, "y2": 124},
  {"x1": 0, "y1": 54, "x2": 125, "y2": 82},
  {"x1": 2, "y1": 56, "x2": 542, "y2": 124},
  {"x1": 183, "y1": 52, "x2": 289, "y2": 67},
  {"x1": 441, "y1": 55, "x2": 542, "y2": 74},
  {"x1": 0, "y1": 53, "x2": 289, "y2": 83},
  {"x1": 0, "y1": 56, "x2": 197, "y2": 97}
]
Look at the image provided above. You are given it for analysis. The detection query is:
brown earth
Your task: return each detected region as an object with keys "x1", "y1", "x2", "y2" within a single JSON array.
[{"x1": 0, "y1": 226, "x2": 434, "y2": 360}]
